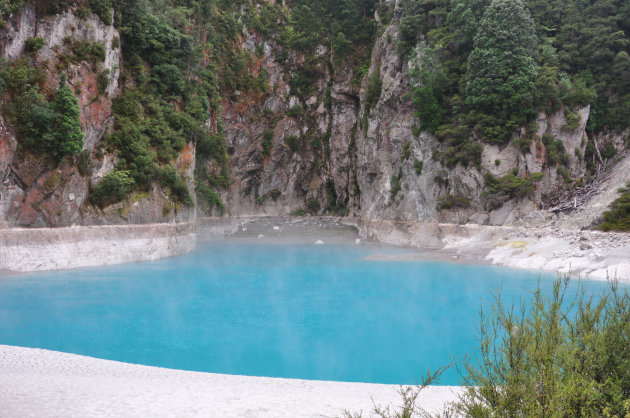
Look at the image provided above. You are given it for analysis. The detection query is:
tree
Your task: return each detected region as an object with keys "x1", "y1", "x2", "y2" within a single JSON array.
[
  {"x1": 446, "y1": 0, "x2": 491, "y2": 50},
  {"x1": 51, "y1": 74, "x2": 83, "y2": 159},
  {"x1": 408, "y1": 43, "x2": 447, "y2": 133},
  {"x1": 466, "y1": 0, "x2": 538, "y2": 126}
]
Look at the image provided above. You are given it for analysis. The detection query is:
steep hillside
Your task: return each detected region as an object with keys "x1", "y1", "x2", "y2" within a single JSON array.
[{"x1": 0, "y1": 0, "x2": 628, "y2": 229}]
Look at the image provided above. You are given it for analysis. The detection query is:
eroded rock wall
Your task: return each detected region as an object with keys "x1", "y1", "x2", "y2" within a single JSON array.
[
  {"x1": 0, "y1": 5, "x2": 196, "y2": 227},
  {"x1": 0, "y1": 5, "x2": 120, "y2": 227},
  {"x1": 220, "y1": 32, "x2": 361, "y2": 217}
]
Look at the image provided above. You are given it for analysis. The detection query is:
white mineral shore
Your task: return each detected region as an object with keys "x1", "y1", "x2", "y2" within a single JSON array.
[
  {"x1": 2, "y1": 216, "x2": 629, "y2": 282},
  {"x1": 359, "y1": 219, "x2": 630, "y2": 283},
  {"x1": 0, "y1": 223, "x2": 197, "y2": 273},
  {"x1": 0, "y1": 345, "x2": 462, "y2": 418},
  {"x1": 0, "y1": 218, "x2": 239, "y2": 274}
]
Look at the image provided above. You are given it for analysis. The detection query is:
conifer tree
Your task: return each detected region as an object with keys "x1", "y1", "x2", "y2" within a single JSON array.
[
  {"x1": 51, "y1": 74, "x2": 83, "y2": 159},
  {"x1": 466, "y1": 0, "x2": 538, "y2": 124}
]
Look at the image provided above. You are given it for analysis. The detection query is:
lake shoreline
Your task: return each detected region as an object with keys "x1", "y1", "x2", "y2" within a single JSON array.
[
  {"x1": 2, "y1": 216, "x2": 629, "y2": 282},
  {"x1": 0, "y1": 345, "x2": 462, "y2": 417},
  {"x1": 1, "y1": 218, "x2": 628, "y2": 416}
]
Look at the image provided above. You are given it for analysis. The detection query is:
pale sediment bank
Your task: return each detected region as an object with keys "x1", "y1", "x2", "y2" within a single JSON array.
[
  {"x1": 1, "y1": 216, "x2": 629, "y2": 282},
  {"x1": 0, "y1": 223, "x2": 197, "y2": 274},
  {"x1": 0, "y1": 345, "x2": 461, "y2": 418},
  {"x1": 359, "y1": 219, "x2": 630, "y2": 283}
]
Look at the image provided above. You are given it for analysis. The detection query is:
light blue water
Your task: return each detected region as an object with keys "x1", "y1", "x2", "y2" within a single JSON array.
[{"x1": 0, "y1": 242, "x2": 618, "y2": 384}]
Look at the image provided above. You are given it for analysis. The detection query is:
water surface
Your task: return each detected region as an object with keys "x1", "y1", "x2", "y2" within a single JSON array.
[{"x1": 0, "y1": 242, "x2": 616, "y2": 384}]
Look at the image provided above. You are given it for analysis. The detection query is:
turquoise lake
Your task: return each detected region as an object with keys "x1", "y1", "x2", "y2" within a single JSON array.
[{"x1": 0, "y1": 242, "x2": 618, "y2": 384}]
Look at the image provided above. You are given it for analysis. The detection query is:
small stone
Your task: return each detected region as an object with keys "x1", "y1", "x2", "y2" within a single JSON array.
[
  {"x1": 273, "y1": 226, "x2": 280, "y2": 230},
  {"x1": 580, "y1": 243, "x2": 592, "y2": 250},
  {"x1": 315, "y1": 240, "x2": 324, "y2": 245},
  {"x1": 258, "y1": 234, "x2": 264, "y2": 238},
  {"x1": 68, "y1": 192, "x2": 75, "y2": 201}
]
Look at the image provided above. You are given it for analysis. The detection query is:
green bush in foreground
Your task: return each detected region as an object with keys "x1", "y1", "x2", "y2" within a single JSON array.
[
  {"x1": 345, "y1": 277, "x2": 630, "y2": 417},
  {"x1": 457, "y1": 278, "x2": 630, "y2": 417}
]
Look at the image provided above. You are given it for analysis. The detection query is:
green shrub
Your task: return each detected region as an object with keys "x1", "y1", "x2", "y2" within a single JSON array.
[
  {"x1": 483, "y1": 169, "x2": 543, "y2": 210},
  {"x1": 307, "y1": 198, "x2": 320, "y2": 214},
  {"x1": 601, "y1": 142, "x2": 617, "y2": 159},
  {"x1": 557, "y1": 165, "x2": 572, "y2": 184},
  {"x1": 51, "y1": 74, "x2": 84, "y2": 158},
  {"x1": 197, "y1": 183, "x2": 225, "y2": 215},
  {"x1": 413, "y1": 159, "x2": 423, "y2": 175},
  {"x1": 436, "y1": 194, "x2": 470, "y2": 210},
  {"x1": 390, "y1": 169, "x2": 403, "y2": 200},
  {"x1": 1, "y1": 60, "x2": 83, "y2": 161},
  {"x1": 564, "y1": 109, "x2": 580, "y2": 130},
  {"x1": 365, "y1": 69, "x2": 382, "y2": 115},
  {"x1": 25, "y1": 37, "x2": 45, "y2": 54},
  {"x1": 197, "y1": 133, "x2": 227, "y2": 161},
  {"x1": 290, "y1": 208, "x2": 306, "y2": 216},
  {"x1": 87, "y1": 0, "x2": 113, "y2": 25},
  {"x1": 159, "y1": 165, "x2": 192, "y2": 205},
  {"x1": 90, "y1": 170, "x2": 135, "y2": 208},
  {"x1": 97, "y1": 69, "x2": 109, "y2": 95},
  {"x1": 285, "y1": 135, "x2": 299, "y2": 153},
  {"x1": 442, "y1": 141, "x2": 482, "y2": 169},
  {"x1": 401, "y1": 141, "x2": 411, "y2": 161},
  {"x1": 598, "y1": 183, "x2": 630, "y2": 231},
  {"x1": 261, "y1": 129, "x2": 273, "y2": 157},
  {"x1": 408, "y1": 43, "x2": 447, "y2": 134},
  {"x1": 69, "y1": 40, "x2": 105, "y2": 67},
  {"x1": 542, "y1": 133, "x2": 567, "y2": 165},
  {"x1": 269, "y1": 189, "x2": 281, "y2": 200},
  {"x1": 286, "y1": 104, "x2": 305, "y2": 119},
  {"x1": 457, "y1": 278, "x2": 630, "y2": 417},
  {"x1": 346, "y1": 277, "x2": 630, "y2": 417},
  {"x1": 512, "y1": 138, "x2": 532, "y2": 154},
  {"x1": 376, "y1": 2, "x2": 393, "y2": 25}
]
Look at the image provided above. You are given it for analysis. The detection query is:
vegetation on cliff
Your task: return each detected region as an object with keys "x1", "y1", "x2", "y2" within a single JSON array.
[
  {"x1": 1, "y1": 0, "x2": 629, "y2": 219},
  {"x1": 400, "y1": 0, "x2": 629, "y2": 174},
  {"x1": 598, "y1": 183, "x2": 630, "y2": 232},
  {"x1": 0, "y1": 62, "x2": 83, "y2": 161}
]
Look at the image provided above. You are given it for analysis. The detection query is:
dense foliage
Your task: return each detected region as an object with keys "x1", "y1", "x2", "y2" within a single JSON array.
[
  {"x1": 482, "y1": 170, "x2": 543, "y2": 210},
  {"x1": 399, "y1": 0, "x2": 630, "y2": 166},
  {"x1": 0, "y1": 61, "x2": 83, "y2": 161},
  {"x1": 51, "y1": 74, "x2": 84, "y2": 157},
  {"x1": 457, "y1": 278, "x2": 630, "y2": 417},
  {"x1": 96, "y1": 0, "x2": 230, "y2": 209},
  {"x1": 465, "y1": 0, "x2": 538, "y2": 140}
]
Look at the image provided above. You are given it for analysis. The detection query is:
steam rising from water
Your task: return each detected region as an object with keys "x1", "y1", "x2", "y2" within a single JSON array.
[{"x1": 0, "y1": 241, "x2": 616, "y2": 384}]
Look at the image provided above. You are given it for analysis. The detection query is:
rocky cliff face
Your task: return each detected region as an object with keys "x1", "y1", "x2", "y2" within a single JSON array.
[
  {"x1": 0, "y1": 5, "x2": 195, "y2": 227},
  {"x1": 0, "y1": 2, "x2": 627, "y2": 229},
  {"x1": 220, "y1": 1, "x2": 627, "y2": 228},
  {"x1": 352, "y1": 4, "x2": 628, "y2": 228},
  {"x1": 220, "y1": 32, "x2": 361, "y2": 217}
]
